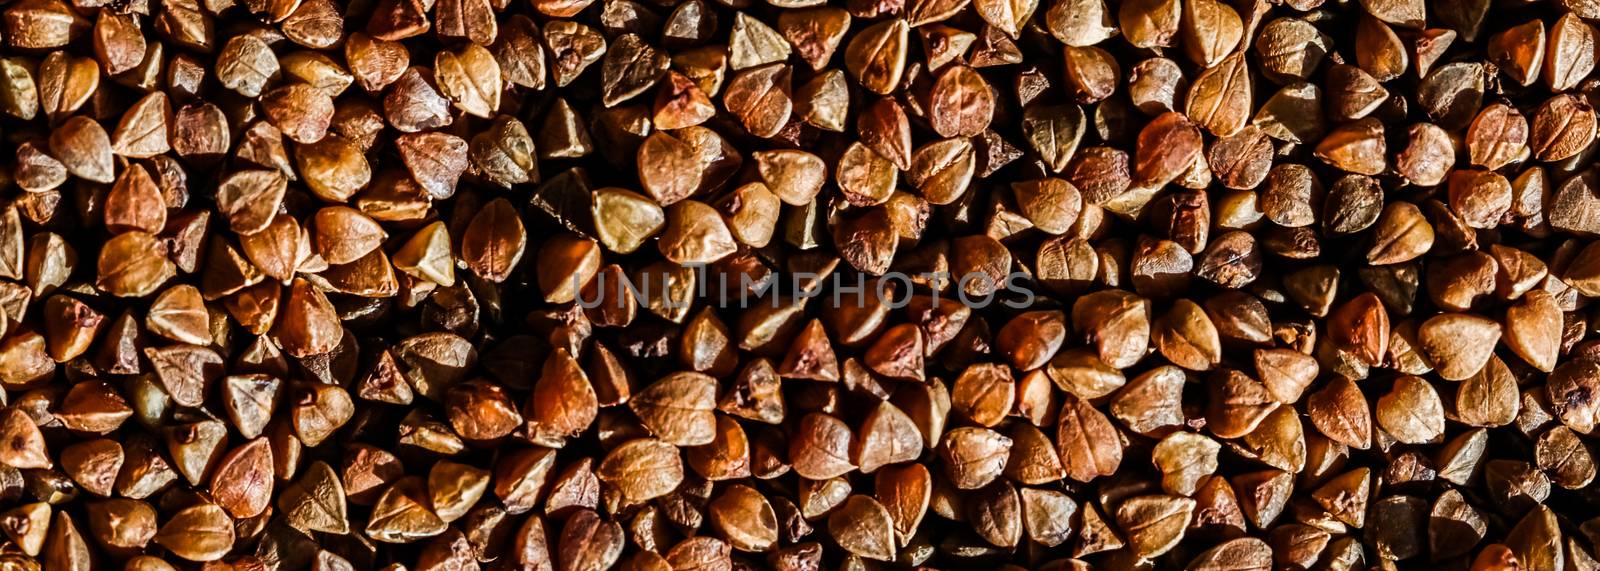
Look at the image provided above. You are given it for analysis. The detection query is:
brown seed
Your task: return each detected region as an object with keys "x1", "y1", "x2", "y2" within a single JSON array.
[
  {"x1": 708, "y1": 484, "x2": 778, "y2": 552},
  {"x1": 778, "y1": 8, "x2": 849, "y2": 71},
  {"x1": 366, "y1": 476, "x2": 448, "y2": 543},
  {"x1": 543, "y1": 21, "x2": 605, "y2": 88},
  {"x1": 1045, "y1": 0, "x2": 1115, "y2": 46},
  {"x1": 1315, "y1": 117, "x2": 1387, "y2": 175},
  {"x1": 856, "y1": 98, "x2": 913, "y2": 172},
  {"x1": 50, "y1": 116, "x2": 114, "y2": 184},
  {"x1": 631, "y1": 372, "x2": 718, "y2": 446},
  {"x1": 1119, "y1": 0, "x2": 1180, "y2": 48},
  {"x1": 1411, "y1": 27, "x2": 1458, "y2": 76},
  {"x1": 929, "y1": 65, "x2": 995, "y2": 137},
  {"x1": 154, "y1": 503, "x2": 235, "y2": 562},
  {"x1": 844, "y1": 19, "x2": 907, "y2": 95},
  {"x1": 235, "y1": 121, "x2": 296, "y2": 178},
  {"x1": 215, "y1": 170, "x2": 288, "y2": 235},
  {"x1": 1152, "y1": 432, "x2": 1218, "y2": 496},
  {"x1": 111, "y1": 93, "x2": 170, "y2": 157},
  {"x1": 591, "y1": 187, "x2": 665, "y2": 255},
  {"x1": 526, "y1": 349, "x2": 598, "y2": 444},
  {"x1": 1186, "y1": 52, "x2": 1252, "y2": 136},
  {"x1": 313, "y1": 206, "x2": 388, "y2": 266},
  {"x1": 1179, "y1": 0, "x2": 1241, "y2": 66},
  {"x1": 653, "y1": 71, "x2": 715, "y2": 130},
  {"x1": 445, "y1": 381, "x2": 522, "y2": 441},
  {"x1": 1452, "y1": 355, "x2": 1510, "y2": 428},
  {"x1": 275, "y1": 278, "x2": 344, "y2": 358},
  {"x1": 385, "y1": 67, "x2": 454, "y2": 133},
  {"x1": 1534, "y1": 425, "x2": 1595, "y2": 489},
  {"x1": 1021, "y1": 102, "x2": 1087, "y2": 173},
  {"x1": 171, "y1": 102, "x2": 231, "y2": 161},
  {"x1": 1071, "y1": 289, "x2": 1150, "y2": 369},
  {"x1": 1207, "y1": 126, "x2": 1273, "y2": 190},
  {"x1": 291, "y1": 383, "x2": 354, "y2": 446},
  {"x1": 1325, "y1": 68, "x2": 1387, "y2": 125},
  {"x1": 96, "y1": 231, "x2": 174, "y2": 298},
  {"x1": 1506, "y1": 507, "x2": 1561, "y2": 570},
  {"x1": 949, "y1": 363, "x2": 1015, "y2": 428},
  {"x1": 835, "y1": 142, "x2": 897, "y2": 207},
  {"x1": 1011, "y1": 178, "x2": 1083, "y2": 235},
  {"x1": 1545, "y1": 13, "x2": 1595, "y2": 91},
  {"x1": 791, "y1": 412, "x2": 856, "y2": 480},
  {"x1": 41, "y1": 295, "x2": 103, "y2": 363},
  {"x1": 261, "y1": 83, "x2": 335, "y2": 144},
  {"x1": 1367, "y1": 202, "x2": 1434, "y2": 265},
  {"x1": 428, "y1": 461, "x2": 491, "y2": 523},
  {"x1": 86, "y1": 499, "x2": 157, "y2": 552},
  {"x1": 217, "y1": 35, "x2": 279, "y2": 98},
  {"x1": 556, "y1": 509, "x2": 623, "y2": 571},
  {"x1": 1468, "y1": 103, "x2": 1530, "y2": 171},
  {"x1": 1324, "y1": 174, "x2": 1385, "y2": 235},
  {"x1": 1308, "y1": 377, "x2": 1373, "y2": 449},
  {"x1": 833, "y1": 207, "x2": 899, "y2": 276},
  {"x1": 460, "y1": 198, "x2": 527, "y2": 282},
  {"x1": 637, "y1": 131, "x2": 704, "y2": 206},
  {"x1": 1256, "y1": 17, "x2": 1331, "y2": 83},
  {"x1": 723, "y1": 63, "x2": 792, "y2": 139},
  {"x1": 1505, "y1": 290, "x2": 1561, "y2": 372},
  {"x1": 729, "y1": 12, "x2": 789, "y2": 70},
  {"x1": 796, "y1": 69, "x2": 849, "y2": 131},
  {"x1": 1195, "y1": 231, "x2": 1261, "y2": 288},
  {"x1": 685, "y1": 414, "x2": 751, "y2": 481},
  {"x1": 799, "y1": 476, "x2": 850, "y2": 522},
  {"x1": 1531, "y1": 94, "x2": 1596, "y2": 162},
  {"x1": 39, "y1": 52, "x2": 97, "y2": 121},
  {"x1": 347, "y1": 33, "x2": 410, "y2": 92},
  {"x1": 598, "y1": 35, "x2": 667, "y2": 109},
  {"x1": 1489, "y1": 20, "x2": 1546, "y2": 87},
  {"x1": 856, "y1": 400, "x2": 923, "y2": 474},
  {"x1": 659, "y1": 200, "x2": 738, "y2": 265},
  {"x1": 1259, "y1": 164, "x2": 1320, "y2": 228},
  {"x1": 296, "y1": 134, "x2": 372, "y2": 202},
  {"x1": 1135, "y1": 112, "x2": 1203, "y2": 187},
  {"x1": 209, "y1": 438, "x2": 274, "y2": 519},
  {"x1": 281, "y1": 0, "x2": 344, "y2": 47},
  {"x1": 1115, "y1": 495, "x2": 1196, "y2": 558},
  {"x1": 1376, "y1": 376, "x2": 1445, "y2": 444},
  {"x1": 1055, "y1": 395, "x2": 1121, "y2": 482},
  {"x1": 5, "y1": 0, "x2": 87, "y2": 49},
  {"x1": 60, "y1": 439, "x2": 120, "y2": 497},
  {"x1": 1356, "y1": 14, "x2": 1408, "y2": 81},
  {"x1": 1154, "y1": 299, "x2": 1221, "y2": 371},
  {"x1": 537, "y1": 234, "x2": 601, "y2": 304},
  {"x1": 1206, "y1": 369, "x2": 1279, "y2": 439},
  {"x1": 472, "y1": 116, "x2": 539, "y2": 188},
  {"x1": 434, "y1": 44, "x2": 502, "y2": 118},
  {"x1": 827, "y1": 495, "x2": 895, "y2": 561},
  {"x1": 1048, "y1": 348, "x2": 1125, "y2": 401},
  {"x1": 397, "y1": 132, "x2": 470, "y2": 199},
  {"x1": 15, "y1": 142, "x2": 67, "y2": 193},
  {"x1": 1417, "y1": 312, "x2": 1502, "y2": 381},
  {"x1": 598, "y1": 438, "x2": 683, "y2": 502},
  {"x1": 1448, "y1": 170, "x2": 1513, "y2": 229}
]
